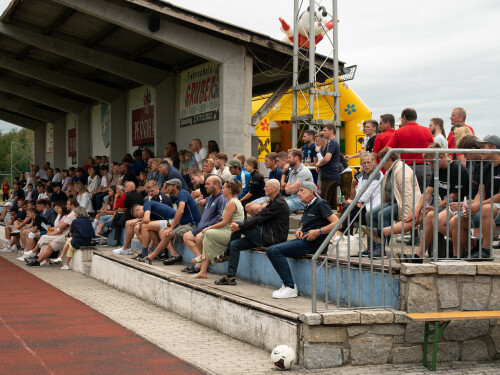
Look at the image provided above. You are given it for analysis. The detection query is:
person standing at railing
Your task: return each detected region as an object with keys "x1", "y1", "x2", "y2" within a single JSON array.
[
  {"x1": 448, "y1": 107, "x2": 474, "y2": 149},
  {"x1": 372, "y1": 114, "x2": 396, "y2": 164},
  {"x1": 345, "y1": 120, "x2": 378, "y2": 160},
  {"x1": 400, "y1": 144, "x2": 469, "y2": 262},
  {"x1": 316, "y1": 124, "x2": 342, "y2": 210},
  {"x1": 460, "y1": 135, "x2": 500, "y2": 259},
  {"x1": 266, "y1": 181, "x2": 338, "y2": 299},
  {"x1": 428, "y1": 118, "x2": 447, "y2": 149},
  {"x1": 385, "y1": 108, "x2": 434, "y2": 193},
  {"x1": 361, "y1": 147, "x2": 421, "y2": 258}
]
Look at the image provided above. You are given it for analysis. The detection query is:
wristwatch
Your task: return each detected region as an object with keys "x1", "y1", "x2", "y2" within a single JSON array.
[{"x1": 319, "y1": 228, "x2": 323, "y2": 235}]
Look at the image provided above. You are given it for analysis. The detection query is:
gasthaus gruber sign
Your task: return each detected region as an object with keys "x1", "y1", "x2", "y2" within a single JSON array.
[{"x1": 180, "y1": 62, "x2": 219, "y2": 127}]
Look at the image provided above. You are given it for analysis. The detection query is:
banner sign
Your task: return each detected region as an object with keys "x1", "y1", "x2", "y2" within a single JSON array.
[
  {"x1": 180, "y1": 61, "x2": 219, "y2": 127},
  {"x1": 68, "y1": 128, "x2": 76, "y2": 157},
  {"x1": 132, "y1": 105, "x2": 155, "y2": 147}
]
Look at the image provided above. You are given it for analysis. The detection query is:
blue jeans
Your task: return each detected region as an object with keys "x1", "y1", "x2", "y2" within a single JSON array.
[
  {"x1": 285, "y1": 195, "x2": 307, "y2": 213},
  {"x1": 266, "y1": 238, "x2": 321, "y2": 287},
  {"x1": 365, "y1": 202, "x2": 399, "y2": 247},
  {"x1": 99, "y1": 214, "x2": 113, "y2": 228},
  {"x1": 227, "y1": 222, "x2": 262, "y2": 278}
]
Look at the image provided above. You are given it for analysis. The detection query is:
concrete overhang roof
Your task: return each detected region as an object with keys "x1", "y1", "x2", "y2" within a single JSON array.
[{"x1": 0, "y1": 0, "x2": 344, "y2": 127}]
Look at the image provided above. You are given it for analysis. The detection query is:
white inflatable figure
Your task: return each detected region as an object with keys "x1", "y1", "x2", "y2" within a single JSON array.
[{"x1": 279, "y1": 5, "x2": 334, "y2": 48}]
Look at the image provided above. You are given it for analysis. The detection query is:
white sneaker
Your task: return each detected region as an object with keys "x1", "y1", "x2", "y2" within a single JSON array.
[
  {"x1": 19, "y1": 250, "x2": 34, "y2": 259},
  {"x1": 113, "y1": 247, "x2": 133, "y2": 255},
  {"x1": 272, "y1": 286, "x2": 298, "y2": 299},
  {"x1": 272, "y1": 284, "x2": 286, "y2": 298},
  {"x1": 50, "y1": 257, "x2": 62, "y2": 264},
  {"x1": 11, "y1": 245, "x2": 17, "y2": 251},
  {"x1": 17, "y1": 256, "x2": 25, "y2": 261},
  {"x1": 40, "y1": 260, "x2": 49, "y2": 267},
  {"x1": 61, "y1": 265, "x2": 70, "y2": 270},
  {"x1": 0, "y1": 246, "x2": 12, "y2": 252}
]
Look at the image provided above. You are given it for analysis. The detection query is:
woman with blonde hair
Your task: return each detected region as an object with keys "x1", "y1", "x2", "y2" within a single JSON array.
[
  {"x1": 75, "y1": 181, "x2": 93, "y2": 213},
  {"x1": 452, "y1": 125, "x2": 473, "y2": 164}
]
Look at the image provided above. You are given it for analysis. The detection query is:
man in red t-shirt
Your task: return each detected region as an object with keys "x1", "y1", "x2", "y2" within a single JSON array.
[
  {"x1": 447, "y1": 107, "x2": 474, "y2": 148},
  {"x1": 385, "y1": 108, "x2": 434, "y2": 192},
  {"x1": 372, "y1": 114, "x2": 396, "y2": 164}
]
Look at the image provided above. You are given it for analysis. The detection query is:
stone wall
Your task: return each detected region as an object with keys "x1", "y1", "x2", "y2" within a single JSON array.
[{"x1": 299, "y1": 261, "x2": 500, "y2": 369}]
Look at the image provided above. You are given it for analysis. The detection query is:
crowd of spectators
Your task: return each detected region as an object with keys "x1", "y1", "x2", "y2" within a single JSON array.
[{"x1": 1, "y1": 107, "x2": 499, "y2": 299}]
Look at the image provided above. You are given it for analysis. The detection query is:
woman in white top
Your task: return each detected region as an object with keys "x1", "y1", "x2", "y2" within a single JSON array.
[
  {"x1": 75, "y1": 181, "x2": 93, "y2": 214},
  {"x1": 86, "y1": 166, "x2": 101, "y2": 194}
]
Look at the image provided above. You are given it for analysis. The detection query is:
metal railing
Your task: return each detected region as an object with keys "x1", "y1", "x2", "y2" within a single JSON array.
[{"x1": 311, "y1": 148, "x2": 500, "y2": 312}]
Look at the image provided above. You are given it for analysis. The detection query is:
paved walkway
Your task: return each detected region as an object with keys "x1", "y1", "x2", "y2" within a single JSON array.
[{"x1": 2, "y1": 251, "x2": 499, "y2": 374}]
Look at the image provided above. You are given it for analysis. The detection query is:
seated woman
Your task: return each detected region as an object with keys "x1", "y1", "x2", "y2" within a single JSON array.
[
  {"x1": 56, "y1": 206, "x2": 95, "y2": 269},
  {"x1": 239, "y1": 157, "x2": 265, "y2": 208},
  {"x1": 94, "y1": 186, "x2": 118, "y2": 239},
  {"x1": 25, "y1": 199, "x2": 78, "y2": 267},
  {"x1": 191, "y1": 180, "x2": 244, "y2": 279},
  {"x1": 337, "y1": 153, "x2": 383, "y2": 236},
  {"x1": 21, "y1": 200, "x2": 68, "y2": 258},
  {"x1": 75, "y1": 181, "x2": 93, "y2": 214},
  {"x1": 361, "y1": 147, "x2": 421, "y2": 258}
]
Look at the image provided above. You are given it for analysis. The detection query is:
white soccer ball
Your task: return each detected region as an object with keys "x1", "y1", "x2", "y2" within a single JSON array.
[{"x1": 271, "y1": 345, "x2": 295, "y2": 370}]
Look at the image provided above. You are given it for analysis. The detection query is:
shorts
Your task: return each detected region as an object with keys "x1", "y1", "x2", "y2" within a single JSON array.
[
  {"x1": 251, "y1": 196, "x2": 269, "y2": 205},
  {"x1": 472, "y1": 203, "x2": 500, "y2": 227},
  {"x1": 159, "y1": 220, "x2": 170, "y2": 230},
  {"x1": 172, "y1": 223, "x2": 195, "y2": 243},
  {"x1": 65, "y1": 238, "x2": 76, "y2": 258}
]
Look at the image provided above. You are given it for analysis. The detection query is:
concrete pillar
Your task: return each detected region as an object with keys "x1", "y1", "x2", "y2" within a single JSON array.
[
  {"x1": 219, "y1": 48, "x2": 253, "y2": 157},
  {"x1": 76, "y1": 108, "x2": 91, "y2": 167},
  {"x1": 155, "y1": 75, "x2": 176, "y2": 156},
  {"x1": 110, "y1": 94, "x2": 127, "y2": 163},
  {"x1": 53, "y1": 117, "x2": 66, "y2": 169},
  {"x1": 33, "y1": 124, "x2": 45, "y2": 166}
]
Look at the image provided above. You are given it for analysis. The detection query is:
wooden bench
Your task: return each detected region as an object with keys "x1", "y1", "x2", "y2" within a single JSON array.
[{"x1": 406, "y1": 311, "x2": 500, "y2": 371}]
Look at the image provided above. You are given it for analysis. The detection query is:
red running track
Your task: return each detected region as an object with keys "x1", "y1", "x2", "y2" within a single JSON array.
[{"x1": 0, "y1": 257, "x2": 204, "y2": 375}]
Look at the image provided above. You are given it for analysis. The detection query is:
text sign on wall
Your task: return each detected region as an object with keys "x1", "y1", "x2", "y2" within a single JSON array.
[
  {"x1": 180, "y1": 61, "x2": 219, "y2": 127},
  {"x1": 132, "y1": 105, "x2": 155, "y2": 146},
  {"x1": 68, "y1": 128, "x2": 76, "y2": 157}
]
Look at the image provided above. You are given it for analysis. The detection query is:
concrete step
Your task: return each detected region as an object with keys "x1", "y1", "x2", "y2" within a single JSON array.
[{"x1": 78, "y1": 250, "x2": 302, "y2": 356}]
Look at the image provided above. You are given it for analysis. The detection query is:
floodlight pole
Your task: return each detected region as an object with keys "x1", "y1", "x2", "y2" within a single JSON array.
[
  {"x1": 10, "y1": 141, "x2": 13, "y2": 184},
  {"x1": 333, "y1": 0, "x2": 340, "y2": 139},
  {"x1": 292, "y1": 0, "x2": 299, "y2": 148}
]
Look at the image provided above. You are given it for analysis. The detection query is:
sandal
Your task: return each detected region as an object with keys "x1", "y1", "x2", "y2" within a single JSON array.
[
  {"x1": 182, "y1": 265, "x2": 201, "y2": 273},
  {"x1": 214, "y1": 275, "x2": 236, "y2": 285},
  {"x1": 213, "y1": 251, "x2": 230, "y2": 264},
  {"x1": 192, "y1": 254, "x2": 205, "y2": 263}
]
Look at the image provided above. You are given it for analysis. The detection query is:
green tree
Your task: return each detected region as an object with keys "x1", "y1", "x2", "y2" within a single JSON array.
[{"x1": 0, "y1": 128, "x2": 34, "y2": 183}]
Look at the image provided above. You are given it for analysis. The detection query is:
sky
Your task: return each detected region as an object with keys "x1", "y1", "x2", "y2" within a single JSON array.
[{"x1": 0, "y1": 0, "x2": 499, "y2": 138}]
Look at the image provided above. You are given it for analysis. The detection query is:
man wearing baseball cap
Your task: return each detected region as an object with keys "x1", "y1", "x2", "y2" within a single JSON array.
[
  {"x1": 266, "y1": 181, "x2": 339, "y2": 299},
  {"x1": 227, "y1": 159, "x2": 250, "y2": 199},
  {"x1": 462, "y1": 135, "x2": 500, "y2": 259}
]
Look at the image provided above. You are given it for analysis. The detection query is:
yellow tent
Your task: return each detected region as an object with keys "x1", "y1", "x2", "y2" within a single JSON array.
[{"x1": 252, "y1": 82, "x2": 371, "y2": 164}]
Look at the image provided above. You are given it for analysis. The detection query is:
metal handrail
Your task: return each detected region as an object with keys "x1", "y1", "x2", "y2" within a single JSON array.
[{"x1": 311, "y1": 148, "x2": 500, "y2": 312}]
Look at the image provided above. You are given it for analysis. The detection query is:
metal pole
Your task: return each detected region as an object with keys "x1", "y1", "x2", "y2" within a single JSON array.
[
  {"x1": 332, "y1": 0, "x2": 340, "y2": 139},
  {"x1": 10, "y1": 141, "x2": 13, "y2": 185},
  {"x1": 292, "y1": 0, "x2": 299, "y2": 149},
  {"x1": 308, "y1": 0, "x2": 315, "y2": 130}
]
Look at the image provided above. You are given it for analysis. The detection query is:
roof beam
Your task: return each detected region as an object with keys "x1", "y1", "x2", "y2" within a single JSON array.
[
  {"x1": 0, "y1": 51, "x2": 122, "y2": 103},
  {"x1": 49, "y1": 0, "x2": 242, "y2": 63},
  {"x1": 0, "y1": 22, "x2": 169, "y2": 86},
  {"x1": 0, "y1": 78, "x2": 87, "y2": 113},
  {"x1": 0, "y1": 94, "x2": 64, "y2": 123},
  {"x1": 252, "y1": 75, "x2": 292, "y2": 126},
  {"x1": 0, "y1": 109, "x2": 46, "y2": 131}
]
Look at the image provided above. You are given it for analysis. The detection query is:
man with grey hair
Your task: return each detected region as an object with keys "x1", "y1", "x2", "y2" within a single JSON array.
[
  {"x1": 214, "y1": 179, "x2": 289, "y2": 286},
  {"x1": 448, "y1": 107, "x2": 474, "y2": 148},
  {"x1": 190, "y1": 138, "x2": 207, "y2": 170},
  {"x1": 158, "y1": 160, "x2": 189, "y2": 191}
]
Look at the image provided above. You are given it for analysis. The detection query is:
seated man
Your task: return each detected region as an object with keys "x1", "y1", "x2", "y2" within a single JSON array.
[
  {"x1": 132, "y1": 200, "x2": 177, "y2": 260},
  {"x1": 401, "y1": 144, "x2": 469, "y2": 262},
  {"x1": 245, "y1": 152, "x2": 283, "y2": 215},
  {"x1": 459, "y1": 135, "x2": 500, "y2": 259},
  {"x1": 138, "y1": 179, "x2": 201, "y2": 265},
  {"x1": 181, "y1": 175, "x2": 227, "y2": 272},
  {"x1": 267, "y1": 181, "x2": 339, "y2": 298},
  {"x1": 283, "y1": 148, "x2": 313, "y2": 213},
  {"x1": 214, "y1": 179, "x2": 289, "y2": 285},
  {"x1": 144, "y1": 180, "x2": 172, "y2": 207}
]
